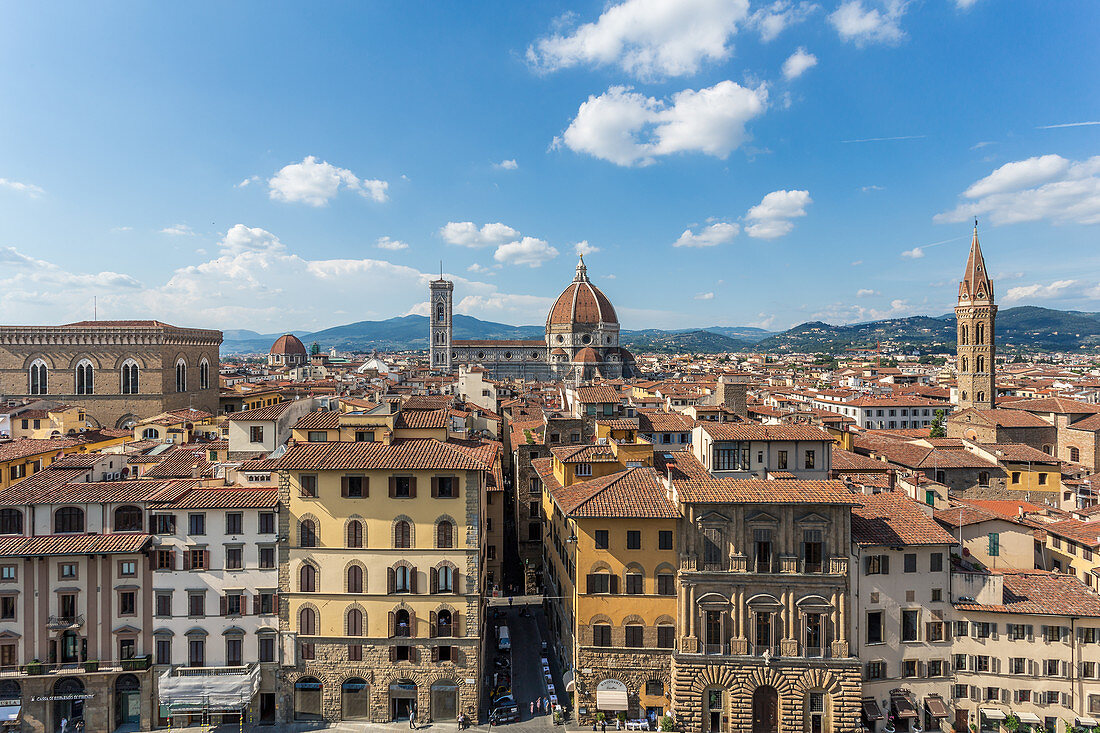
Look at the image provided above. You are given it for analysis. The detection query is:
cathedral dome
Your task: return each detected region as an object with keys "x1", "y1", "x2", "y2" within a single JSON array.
[
  {"x1": 574, "y1": 347, "x2": 600, "y2": 363},
  {"x1": 547, "y1": 255, "x2": 618, "y2": 328},
  {"x1": 270, "y1": 333, "x2": 308, "y2": 357}
]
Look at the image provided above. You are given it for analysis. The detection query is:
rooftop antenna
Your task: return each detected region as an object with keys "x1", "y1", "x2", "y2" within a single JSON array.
[
  {"x1": 440, "y1": 260, "x2": 443, "y2": 279},
  {"x1": 93, "y1": 296, "x2": 97, "y2": 321}
]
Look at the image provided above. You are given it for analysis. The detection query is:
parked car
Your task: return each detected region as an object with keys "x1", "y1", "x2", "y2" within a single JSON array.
[{"x1": 490, "y1": 695, "x2": 519, "y2": 724}]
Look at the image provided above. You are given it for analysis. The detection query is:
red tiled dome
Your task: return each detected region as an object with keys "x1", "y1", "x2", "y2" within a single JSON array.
[
  {"x1": 270, "y1": 333, "x2": 308, "y2": 356},
  {"x1": 547, "y1": 256, "x2": 617, "y2": 327},
  {"x1": 574, "y1": 347, "x2": 600, "y2": 363}
]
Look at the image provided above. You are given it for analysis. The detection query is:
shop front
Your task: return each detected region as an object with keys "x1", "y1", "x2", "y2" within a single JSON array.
[{"x1": 389, "y1": 679, "x2": 417, "y2": 722}]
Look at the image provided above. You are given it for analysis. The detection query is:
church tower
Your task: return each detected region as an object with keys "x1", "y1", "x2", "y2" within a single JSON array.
[
  {"x1": 429, "y1": 277, "x2": 453, "y2": 373},
  {"x1": 956, "y1": 223, "x2": 996, "y2": 411}
]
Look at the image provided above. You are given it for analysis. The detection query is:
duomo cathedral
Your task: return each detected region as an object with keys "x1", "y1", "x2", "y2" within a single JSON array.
[{"x1": 429, "y1": 255, "x2": 638, "y2": 381}]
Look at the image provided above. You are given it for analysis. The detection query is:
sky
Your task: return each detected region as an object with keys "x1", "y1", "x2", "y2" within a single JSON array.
[{"x1": 1, "y1": 1, "x2": 1098, "y2": 334}]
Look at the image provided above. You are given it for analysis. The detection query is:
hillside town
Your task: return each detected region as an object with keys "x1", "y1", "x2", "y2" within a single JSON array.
[{"x1": 0, "y1": 231, "x2": 1099, "y2": 733}]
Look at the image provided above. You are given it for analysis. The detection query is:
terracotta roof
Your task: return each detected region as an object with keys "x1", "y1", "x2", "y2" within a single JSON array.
[
  {"x1": 45, "y1": 453, "x2": 106, "y2": 469},
  {"x1": 536, "y1": 461, "x2": 677, "y2": 519},
  {"x1": 954, "y1": 570, "x2": 1100, "y2": 617},
  {"x1": 1068, "y1": 413, "x2": 1100, "y2": 432},
  {"x1": 1002, "y1": 397, "x2": 1100, "y2": 415},
  {"x1": 166, "y1": 487, "x2": 278, "y2": 509},
  {"x1": 575, "y1": 385, "x2": 622, "y2": 403},
  {"x1": 832, "y1": 448, "x2": 888, "y2": 473},
  {"x1": 226, "y1": 401, "x2": 294, "y2": 421},
  {"x1": 401, "y1": 395, "x2": 454, "y2": 411},
  {"x1": 270, "y1": 333, "x2": 308, "y2": 356},
  {"x1": 851, "y1": 492, "x2": 956, "y2": 546},
  {"x1": 1042, "y1": 519, "x2": 1100, "y2": 548},
  {"x1": 294, "y1": 411, "x2": 341, "y2": 431},
  {"x1": 0, "y1": 533, "x2": 151, "y2": 557},
  {"x1": 981, "y1": 443, "x2": 1061, "y2": 463},
  {"x1": 0, "y1": 438, "x2": 76, "y2": 462},
  {"x1": 237, "y1": 458, "x2": 279, "y2": 472},
  {"x1": 547, "y1": 257, "x2": 617, "y2": 326},
  {"x1": 595, "y1": 418, "x2": 640, "y2": 431},
  {"x1": 274, "y1": 439, "x2": 493, "y2": 472},
  {"x1": 949, "y1": 408, "x2": 1052, "y2": 429},
  {"x1": 144, "y1": 448, "x2": 214, "y2": 479},
  {"x1": 60, "y1": 320, "x2": 174, "y2": 328},
  {"x1": 395, "y1": 409, "x2": 449, "y2": 430},
  {"x1": 933, "y1": 504, "x2": 1024, "y2": 528},
  {"x1": 639, "y1": 412, "x2": 695, "y2": 433},
  {"x1": 700, "y1": 423, "x2": 833, "y2": 442},
  {"x1": 657, "y1": 450, "x2": 856, "y2": 505},
  {"x1": 550, "y1": 445, "x2": 622, "y2": 464}
]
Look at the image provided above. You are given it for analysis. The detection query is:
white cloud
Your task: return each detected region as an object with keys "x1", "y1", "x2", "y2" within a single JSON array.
[
  {"x1": 556, "y1": 81, "x2": 768, "y2": 167},
  {"x1": 861, "y1": 184, "x2": 885, "y2": 192},
  {"x1": 748, "y1": 1, "x2": 818, "y2": 42},
  {"x1": 268, "y1": 155, "x2": 389, "y2": 206},
  {"x1": 0, "y1": 178, "x2": 44, "y2": 197},
  {"x1": 674, "y1": 222, "x2": 740, "y2": 247},
  {"x1": 744, "y1": 189, "x2": 811, "y2": 239},
  {"x1": 813, "y1": 297, "x2": 918, "y2": 324},
  {"x1": 1003, "y1": 279, "x2": 1080, "y2": 304},
  {"x1": 829, "y1": 0, "x2": 907, "y2": 45},
  {"x1": 695, "y1": 291, "x2": 715, "y2": 300},
  {"x1": 467, "y1": 263, "x2": 494, "y2": 275},
  {"x1": 440, "y1": 221, "x2": 522, "y2": 248},
  {"x1": 235, "y1": 175, "x2": 261, "y2": 188},
  {"x1": 377, "y1": 236, "x2": 409, "y2": 251},
  {"x1": 900, "y1": 247, "x2": 924, "y2": 259},
  {"x1": 219, "y1": 224, "x2": 286, "y2": 255},
  {"x1": 992, "y1": 271, "x2": 1024, "y2": 281},
  {"x1": 781, "y1": 48, "x2": 817, "y2": 79},
  {"x1": 935, "y1": 155, "x2": 1100, "y2": 225},
  {"x1": 574, "y1": 241, "x2": 600, "y2": 256},
  {"x1": 527, "y1": 0, "x2": 750, "y2": 80},
  {"x1": 111, "y1": 226, "x2": 133, "y2": 233},
  {"x1": 160, "y1": 224, "x2": 195, "y2": 236},
  {"x1": 955, "y1": 0, "x2": 980, "y2": 8},
  {"x1": 1038, "y1": 121, "x2": 1100, "y2": 129},
  {"x1": 856, "y1": 288, "x2": 879, "y2": 297},
  {"x1": 493, "y1": 237, "x2": 560, "y2": 268},
  {"x1": 493, "y1": 159, "x2": 519, "y2": 170},
  {"x1": 456, "y1": 293, "x2": 556, "y2": 321}
]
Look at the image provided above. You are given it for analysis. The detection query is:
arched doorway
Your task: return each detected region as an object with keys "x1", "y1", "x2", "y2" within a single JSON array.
[
  {"x1": 389, "y1": 679, "x2": 417, "y2": 722},
  {"x1": 52, "y1": 677, "x2": 85, "y2": 733},
  {"x1": 341, "y1": 678, "x2": 369, "y2": 721},
  {"x1": 752, "y1": 686, "x2": 778, "y2": 733},
  {"x1": 114, "y1": 674, "x2": 141, "y2": 729},
  {"x1": 703, "y1": 688, "x2": 724, "y2": 732},
  {"x1": 431, "y1": 679, "x2": 458, "y2": 722},
  {"x1": 294, "y1": 677, "x2": 323, "y2": 721}
]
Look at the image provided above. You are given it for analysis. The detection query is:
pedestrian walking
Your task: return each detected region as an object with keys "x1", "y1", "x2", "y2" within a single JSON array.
[
  {"x1": 530, "y1": 700, "x2": 535, "y2": 716},
  {"x1": 544, "y1": 696, "x2": 551, "y2": 714},
  {"x1": 601, "y1": 720, "x2": 607, "y2": 733}
]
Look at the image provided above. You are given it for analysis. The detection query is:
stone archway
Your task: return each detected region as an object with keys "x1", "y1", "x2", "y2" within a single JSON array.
[{"x1": 752, "y1": 686, "x2": 779, "y2": 733}]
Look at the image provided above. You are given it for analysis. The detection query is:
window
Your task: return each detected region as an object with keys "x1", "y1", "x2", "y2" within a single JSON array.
[
  {"x1": 587, "y1": 573, "x2": 611, "y2": 594},
  {"x1": 802, "y1": 529, "x2": 823, "y2": 573},
  {"x1": 224, "y1": 593, "x2": 242, "y2": 616},
  {"x1": 226, "y1": 513, "x2": 243, "y2": 535},
  {"x1": 435, "y1": 476, "x2": 456, "y2": 498},
  {"x1": 927, "y1": 622, "x2": 945, "y2": 642},
  {"x1": 300, "y1": 475, "x2": 318, "y2": 497},
  {"x1": 189, "y1": 513, "x2": 206, "y2": 536},
  {"x1": 903, "y1": 660, "x2": 917, "y2": 678},
  {"x1": 29, "y1": 359, "x2": 48, "y2": 395},
  {"x1": 226, "y1": 547, "x2": 243, "y2": 570},
  {"x1": 156, "y1": 593, "x2": 172, "y2": 618},
  {"x1": 119, "y1": 591, "x2": 136, "y2": 615},
  {"x1": 300, "y1": 564, "x2": 317, "y2": 592},
  {"x1": 249, "y1": 425, "x2": 265, "y2": 443},
  {"x1": 529, "y1": 501, "x2": 539, "y2": 519},
  {"x1": 864, "y1": 554, "x2": 889, "y2": 575},
  {"x1": 0, "y1": 509, "x2": 21, "y2": 535},
  {"x1": 259, "y1": 547, "x2": 275, "y2": 569},
  {"x1": 657, "y1": 625, "x2": 675, "y2": 649},
  {"x1": 625, "y1": 625, "x2": 644, "y2": 647},
  {"x1": 394, "y1": 520, "x2": 411, "y2": 549},
  {"x1": 394, "y1": 566, "x2": 410, "y2": 593},
  {"x1": 930, "y1": 552, "x2": 943, "y2": 572},
  {"x1": 259, "y1": 512, "x2": 275, "y2": 534},
  {"x1": 0, "y1": 598, "x2": 14, "y2": 620},
  {"x1": 594, "y1": 530, "x2": 609, "y2": 550},
  {"x1": 931, "y1": 588, "x2": 942, "y2": 602},
  {"x1": 928, "y1": 660, "x2": 944, "y2": 677},
  {"x1": 119, "y1": 561, "x2": 136, "y2": 577},
  {"x1": 976, "y1": 655, "x2": 990, "y2": 672},
  {"x1": 54, "y1": 507, "x2": 84, "y2": 533},
  {"x1": 393, "y1": 476, "x2": 413, "y2": 498},
  {"x1": 625, "y1": 573, "x2": 643, "y2": 595},
  {"x1": 59, "y1": 563, "x2": 77, "y2": 579},
  {"x1": 657, "y1": 573, "x2": 675, "y2": 596},
  {"x1": 114, "y1": 505, "x2": 142, "y2": 532},
  {"x1": 866, "y1": 661, "x2": 886, "y2": 680},
  {"x1": 975, "y1": 621, "x2": 992, "y2": 639},
  {"x1": 627, "y1": 530, "x2": 641, "y2": 550},
  {"x1": 593, "y1": 625, "x2": 612, "y2": 647},
  {"x1": 1011, "y1": 471, "x2": 1021, "y2": 484},
  {"x1": 347, "y1": 520, "x2": 363, "y2": 548},
  {"x1": 154, "y1": 514, "x2": 176, "y2": 535},
  {"x1": 258, "y1": 592, "x2": 275, "y2": 615},
  {"x1": 777, "y1": 450, "x2": 788, "y2": 470},
  {"x1": 1010, "y1": 657, "x2": 1027, "y2": 675},
  {"x1": 155, "y1": 637, "x2": 171, "y2": 665},
  {"x1": 354, "y1": 430, "x2": 375, "y2": 443},
  {"x1": 342, "y1": 476, "x2": 366, "y2": 498},
  {"x1": 347, "y1": 565, "x2": 363, "y2": 593},
  {"x1": 75, "y1": 360, "x2": 94, "y2": 395},
  {"x1": 804, "y1": 449, "x2": 816, "y2": 469},
  {"x1": 1071, "y1": 447, "x2": 1081, "y2": 462},
  {"x1": 988, "y1": 532, "x2": 1000, "y2": 557},
  {"x1": 867, "y1": 611, "x2": 884, "y2": 644},
  {"x1": 175, "y1": 360, "x2": 187, "y2": 392},
  {"x1": 258, "y1": 636, "x2": 275, "y2": 663},
  {"x1": 0, "y1": 566, "x2": 14, "y2": 582},
  {"x1": 903, "y1": 553, "x2": 917, "y2": 573},
  {"x1": 1045, "y1": 659, "x2": 1060, "y2": 676},
  {"x1": 659, "y1": 530, "x2": 673, "y2": 551},
  {"x1": 188, "y1": 592, "x2": 205, "y2": 617},
  {"x1": 978, "y1": 471, "x2": 990, "y2": 487},
  {"x1": 1039, "y1": 472, "x2": 1048, "y2": 485},
  {"x1": 438, "y1": 565, "x2": 454, "y2": 592},
  {"x1": 575, "y1": 463, "x2": 592, "y2": 477}
]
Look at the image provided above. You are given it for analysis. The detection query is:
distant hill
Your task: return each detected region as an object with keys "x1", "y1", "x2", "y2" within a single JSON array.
[{"x1": 219, "y1": 306, "x2": 1100, "y2": 355}]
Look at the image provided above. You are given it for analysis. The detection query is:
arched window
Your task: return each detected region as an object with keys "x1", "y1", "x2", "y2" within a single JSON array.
[
  {"x1": 0, "y1": 509, "x2": 23, "y2": 535},
  {"x1": 977, "y1": 356, "x2": 985, "y2": 373},
  {"x1": 347, "y1": 608, "x2": 363, "y2": 636},
  {"x1": 121, "y1": 359, "x2": 139, "y2": 394},
  {"x1": 1071, "y1": 447, "x2": 1081, "y2": 462},
  {"x1": 977, "y1": 391, "x2": 985, "y2": 403},
  {"x1": 437, "y1": 609, "x2": 453, "y2": 636},
  {"x1": 436, "y1": 303, "x2": 445, "y2": 323},
  {"x1": 394, "y1": 520, "x2": 411, "y2": 549},
  {"x1": 199, "y1": 359, "x2": 210, "y2": 390},
  {"x1": 300, "y1": 519, "x2": 318, "y2": 548},
  {"x1": 347, "y1": 520, "x2": 363, "y2": 548},
  {"x1": 142, "y1": 427, "x2": 158, "y2": 440},
  {"x1": 75, "y1": 360, "x2": 94, "y2": 395},
  {"x1": 29, "y1": 359, "x2": 48, "y2": 395},
  {"x1": 114, "y1": 506, "x2": 143, "y2": 532},
  {"x1": 437, "y1": 521, "x2": 453, "y2": 549},
  {"x1": 959, "y1": 326, "x2": 968, "y2": 346},
  {"x1": 960, "y1": 357, "x2": 968, "y2": 373},
  {"x1": 55, "y1": 507, "x2": 85, "y2": 533},
  {"x1": 300, "y1": 564, "x2": 317, "y2": 593},
  {"x1": 299, "y1": 607, "x2": 317, "y2": 635},
  {"x1": 438, "y1": 565, "x2": 454, "y2": 593},
  {"x1": 394, "y1": 608, "x2": 411, "y2": 637},
  {"x1": 347, "y1": 565, "x2": 363, "y2": 593},
  {"x1": 977, "y1": 323, "x2": 985, "y2": 343},
  {"x1": 395, "y1": 566, "x2": 410, "y2": 593},
  {"x1": 175, "y1": 359, "x2": 187, "y2": 392}
]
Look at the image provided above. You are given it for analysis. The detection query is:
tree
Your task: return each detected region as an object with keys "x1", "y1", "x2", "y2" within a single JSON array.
[
  {"x1": 930, "y1": 408, "x2": 948, "y2": 438},
  {"x1": 310, "y1": 341, "x2": 321, "y2": 355}
]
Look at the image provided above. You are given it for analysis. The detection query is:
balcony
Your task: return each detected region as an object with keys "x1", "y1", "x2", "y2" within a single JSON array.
[
  {"x1": 3, "y1": 655, "x2": 151, "y2": 678},
  {"x1": 46, "y1": 615, "x2": 84, "y2": 630}
]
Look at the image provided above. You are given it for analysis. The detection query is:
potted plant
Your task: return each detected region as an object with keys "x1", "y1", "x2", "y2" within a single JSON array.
[
  {"x1": 618, "y1": 711, "x2": 627, "y2": 723},
  {"x1": 82, "y1": 659, "x2": 99, "y2": 672},
  {"x1": 659, "y1": 714, "x2": 675, "y2": 731},
  {"x1": 553, "y1": 710, "x2": 564, "y2": 726},
  {"x1": 597, "y1": 712, "x2": 606, "y2": 724},
  {"x1": 24, "y1": 659, "x2": 44, "y2": 675},
  {"x1": 1004, "y1": 714, "x2": 1020, "y2": 732}
]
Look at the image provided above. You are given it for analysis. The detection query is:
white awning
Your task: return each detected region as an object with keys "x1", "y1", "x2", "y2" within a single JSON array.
[
  {"x1": 563, "y1": 669, "x2": 575, "y2": 693},
  {"x1": 981, "y1": 709, "x2": 1006, "y2": 721},
  {"x1": 597, "y1": 690, "x2": 629, "y2": 711},
  {"x1": 0, "y1": 706, "x2": 19, "y2": 722},
  {"x1": 1016, "y1": 713, "x2": 1041, "y2": 725},
  {"x1": 1078, "y1": 718, "x2": 1099, "y2": 728}
]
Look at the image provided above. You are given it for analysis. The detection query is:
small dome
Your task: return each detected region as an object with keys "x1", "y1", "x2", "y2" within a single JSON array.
[
  {"x1": 547, "y1": 256, "x2": 618, "y2": 327},
  {"x1": 550, "y1": 348, "x2": 569, "y2": 356},
  {"x1": 574, "y1": 347, "x2": 600, "y2": 363},
  {"x1": 270, "y1": 333, "x2": 308, "y2": 356}
]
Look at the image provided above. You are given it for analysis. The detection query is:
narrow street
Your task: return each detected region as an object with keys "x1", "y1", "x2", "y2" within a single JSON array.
[{"x1": 482, "y1": 605, "x2": 569, "y2": 732}]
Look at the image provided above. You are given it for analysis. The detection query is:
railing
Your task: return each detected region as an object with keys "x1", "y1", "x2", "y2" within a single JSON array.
[
  {"x1": 170, "y1": 664, "x2": 252, "y2": 677},
  {"x1": 747, "y1": 644, "x2": 783, "y2": 658},
  {"x1": 704, "y1": 643, "x2": 725, "y2": 655},
  {"x1": 702, "y1": 560, "x2": 728, "y2": 572},
  {"x1": 394, "y1": 627, "x2": 411, "y2": 638},
  {"x1": 11, "y1": 655, "x2": 150, "y2": 676},
  {"x1": 46, "y1": 615, "x2": 84, "y2": 629},
  {"x1": 437, "y1": 624, "x2": 453, "y2": 638}
]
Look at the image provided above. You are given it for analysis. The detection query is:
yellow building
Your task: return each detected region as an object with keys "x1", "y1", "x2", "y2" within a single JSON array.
[
  {"x1": 7, "y1": 403, "x2": 88, "y2": 439},
  {"x1": 535, "y1": 440, "x2": 678, "y2": 724},
  {"x1": 274, "y1": 422, "x2": 495, "y2": 724}
]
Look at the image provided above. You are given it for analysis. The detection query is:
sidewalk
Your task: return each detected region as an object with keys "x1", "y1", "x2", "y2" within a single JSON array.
[{"x1": 165, "y1": 721, "x2": 567, "y2": 733}]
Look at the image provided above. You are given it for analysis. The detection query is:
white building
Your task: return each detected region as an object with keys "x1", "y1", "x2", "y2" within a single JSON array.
[
  {"x1": 813, "y1": 395, "x2": 947, "y2": 430},
  {"x1": 225, "y1": 398, "x2": 318, "y2": 458}
]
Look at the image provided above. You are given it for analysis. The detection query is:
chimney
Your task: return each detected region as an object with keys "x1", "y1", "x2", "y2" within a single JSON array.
[{"x1": 888, "y1": 469, "x2": 896, "y2": 492}]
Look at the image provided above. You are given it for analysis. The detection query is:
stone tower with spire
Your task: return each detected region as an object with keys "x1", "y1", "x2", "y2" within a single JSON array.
[
  {"x1": 956, "y1": 223, "x2": 996, "y2": 411},
  {"x1": 428, "y1": 276, "x2": 453, "y2": 373}
]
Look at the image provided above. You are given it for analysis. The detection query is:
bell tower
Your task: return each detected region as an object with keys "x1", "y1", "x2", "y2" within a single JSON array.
[
  {"x1": 429, "y1": 277, "x2": 454, "y2": 374},
  {"x1": 956, "y1": 222, "x2": 996, "y2": 411}
]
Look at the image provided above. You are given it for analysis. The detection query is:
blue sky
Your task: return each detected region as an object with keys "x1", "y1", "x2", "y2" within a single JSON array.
[{"x1": 1, "y1": 0, "x2": 1098, "y2": 333}]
